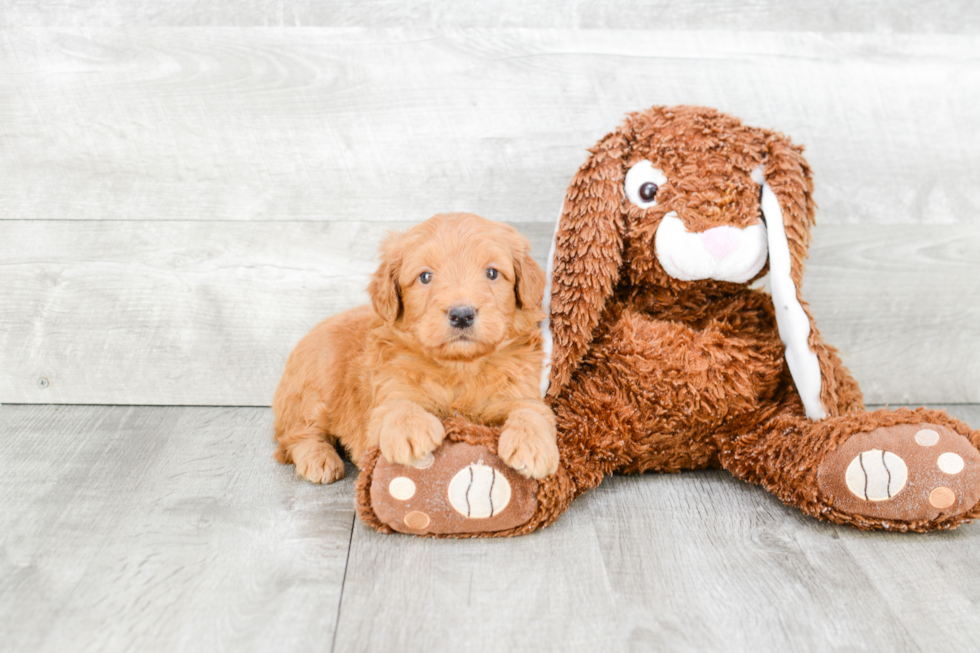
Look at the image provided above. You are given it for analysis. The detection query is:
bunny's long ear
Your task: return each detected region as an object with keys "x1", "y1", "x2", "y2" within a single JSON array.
[
  {"x1": 757, "y1": 132, "x2": 837, "y2": 420},
  {"x1": 541, "y1": 130, "x2": 630, "y2": 399}
]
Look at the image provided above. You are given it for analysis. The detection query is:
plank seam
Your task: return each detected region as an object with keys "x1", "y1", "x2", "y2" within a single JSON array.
[{"x1": 330, "y1": 512, "x2": 357, "y2": 653}]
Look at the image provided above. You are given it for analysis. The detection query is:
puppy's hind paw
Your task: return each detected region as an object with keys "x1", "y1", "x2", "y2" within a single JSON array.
[{"x1": 292, "y1": 440, "x2": 346, "y2": 484}]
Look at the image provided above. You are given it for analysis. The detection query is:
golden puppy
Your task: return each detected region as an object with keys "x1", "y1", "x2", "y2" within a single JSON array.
[{"x1": 272, "y1": 212, "x2": 559, "y2": 484}]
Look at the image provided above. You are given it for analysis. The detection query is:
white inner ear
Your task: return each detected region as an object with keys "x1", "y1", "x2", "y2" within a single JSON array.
[
  {"x1": 539, "y1": 204, "x2": 562, "y2": 398},
  {"x1": 758, "y1": 168, "x2": 827, "y2": 420},
  {"x1": 655, "y1": 213, "x2": 768, "y2": 283}
]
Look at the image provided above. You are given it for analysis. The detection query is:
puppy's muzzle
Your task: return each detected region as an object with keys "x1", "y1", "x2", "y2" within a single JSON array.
[{"x1": 447, "y1": 305, "x2": 477, "y2": 329}]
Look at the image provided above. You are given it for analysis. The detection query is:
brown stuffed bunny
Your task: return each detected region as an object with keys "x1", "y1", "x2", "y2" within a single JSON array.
[{"x1": 356, "y1": 105, "x2": 980, "y2": 536}]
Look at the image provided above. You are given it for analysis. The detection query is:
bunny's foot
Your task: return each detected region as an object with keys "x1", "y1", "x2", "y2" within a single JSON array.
[
  {"x1": 367, "y1": 441, "x2": 539, "y2": 535},
  {"x1": 818, "y1": 421, "x2": 980, "y2": 524}
]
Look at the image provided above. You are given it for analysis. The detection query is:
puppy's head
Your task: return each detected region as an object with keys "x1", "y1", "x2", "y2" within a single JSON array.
[{"x1": 369, "y1": 213, "x2": 545, "y2": 362}]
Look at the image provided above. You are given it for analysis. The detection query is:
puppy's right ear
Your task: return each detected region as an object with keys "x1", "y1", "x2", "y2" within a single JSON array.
[
  {"x1": 505, "y1": 229, "x2": 546, "y2": 311},
  {"x1": 368, "y1": 231, "x2": 404, "y2": 323}
]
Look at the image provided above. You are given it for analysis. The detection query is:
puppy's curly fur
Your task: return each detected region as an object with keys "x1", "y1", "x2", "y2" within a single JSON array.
[{"x1": 272, "y1": 212, "x2": 558, "y2": 484}]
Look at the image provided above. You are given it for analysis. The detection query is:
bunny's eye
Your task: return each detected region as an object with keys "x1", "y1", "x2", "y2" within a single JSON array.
[
  {"x1": 419, "y1": 271, "x2": 433, "y2": 284},
  {"x1": 625, "y1": 160, "x2": 668, "y2": 209},
  {"x1": 639, "y1": 182, "x2": 658, "y2": 202}
]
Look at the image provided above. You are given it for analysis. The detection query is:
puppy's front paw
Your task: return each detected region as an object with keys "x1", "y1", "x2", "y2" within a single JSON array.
[
  {"x1": 498, "y1": 410, "x2": 559, "y2": 479},
  {"x1": 378, "y1": 404, "x2": 446, "y2": 467},
  {"x1": 291, "y1": 440, "x2": 346, "y2": 484}
]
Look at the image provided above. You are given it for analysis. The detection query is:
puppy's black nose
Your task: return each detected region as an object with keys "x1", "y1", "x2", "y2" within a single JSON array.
[{"x1": 447, "y1": 305, "x2": 476, "y2": 329}]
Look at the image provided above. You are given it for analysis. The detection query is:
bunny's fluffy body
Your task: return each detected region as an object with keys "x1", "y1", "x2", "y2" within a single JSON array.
[{"x1": 357, "y1": 106, "x2": 980, "y2": 536}]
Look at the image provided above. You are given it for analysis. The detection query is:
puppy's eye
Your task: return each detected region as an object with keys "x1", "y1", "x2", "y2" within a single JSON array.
[
  {"x1": 486, "y1": 268, "x2": 499, "y2": 281},
  {"x1": 625, "y1": 160, "x2": 668, "y2": 209},
  {"x1": 419, "y1": 271, "x2": 432, "y2": 284}
]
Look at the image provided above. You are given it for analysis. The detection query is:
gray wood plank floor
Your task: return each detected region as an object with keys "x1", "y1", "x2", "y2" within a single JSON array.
[
  {"x1": 0, "y1": 405, "x2": 356, "y2": 653},
  {"x1": 3, "y1": 404, "x2": 979, "y2": 653}
]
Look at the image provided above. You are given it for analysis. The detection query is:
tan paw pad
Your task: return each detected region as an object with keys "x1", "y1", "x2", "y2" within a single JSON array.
[
  {"x1": 937, "y1": 452, "x2": 964, "y2": 475},
  {"x1": 403, "y1": 511, "x2": 430, "y2": 530},
  {"x1": 389, "y1": 477, "x2": 416, "y2": 500},
  {"x1": 929, "y1": 487, "x2": 956, "y2": 509},
  {"x1": 915, "y1": 428, "x2": 940, "y2": 446}
]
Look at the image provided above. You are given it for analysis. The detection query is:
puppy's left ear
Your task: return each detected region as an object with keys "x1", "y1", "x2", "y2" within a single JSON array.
[
  {"x1": 510, "y1": 232, "x2": 546, "y2": 310},
  {"x1": 368, "y1": 231, "x2": 404, "y2": 323}
]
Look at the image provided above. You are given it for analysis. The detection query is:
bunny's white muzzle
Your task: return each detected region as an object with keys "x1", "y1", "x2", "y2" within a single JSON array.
[{"x1": 654, "y1": 213, "x2": 768, "y2": 284}]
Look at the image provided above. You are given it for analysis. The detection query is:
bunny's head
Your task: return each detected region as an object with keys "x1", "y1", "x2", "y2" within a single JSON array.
[{"x1": 542, "y1": 106, "x2": 826, "y2": 419}]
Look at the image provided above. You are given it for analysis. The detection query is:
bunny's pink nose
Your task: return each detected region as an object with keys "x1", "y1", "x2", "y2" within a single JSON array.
[{"x1": 700, "y1": 226, "x2": 741, "y2": 261}]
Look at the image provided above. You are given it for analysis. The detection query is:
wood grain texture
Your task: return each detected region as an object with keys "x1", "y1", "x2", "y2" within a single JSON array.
[
  {"x1": 1, "y1": 404, "x2": 978, "y2": 652},
  {"x1": 334, "y1": 404, "x2": 980, "y2": 653},
  {"x1": 0, "y1": 219, "x2": 543, "y2": 405},
  {"x1": 803, "y1": 225, "x2": 980, "y2": 405},
  {"x1": 2, "y1": 28, "x2": 979, "y2": 226},
  {"x1": 0, "y1": 220, "x2": 977, "y2": 406},
  {"x1": 833, "y1": 405, "x2": 980, "y2": 652},
  {"x1": 0, "y1": 405, "x2": 357, "y2": 653},
  {"x1": 2, "y1": 0, "x2": 978, "y2": 32},
  {"x1": 335, "y1": 497, "x2": 623, "y2": 652}
]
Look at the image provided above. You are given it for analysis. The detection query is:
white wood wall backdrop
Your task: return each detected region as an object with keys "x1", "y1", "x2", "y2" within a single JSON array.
[
  {"x1": 1, "y1": 24, "x2": 979, "y2": 405},
  {"x1": 3, "y1": 29, "x2": 979, "y2": 225},
  {"x1": 2, "y1": 220, "x2": 979, "y2": 405},
  {"x1": 2, "y1": 0, "x2": 978, "y2": 32}
]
